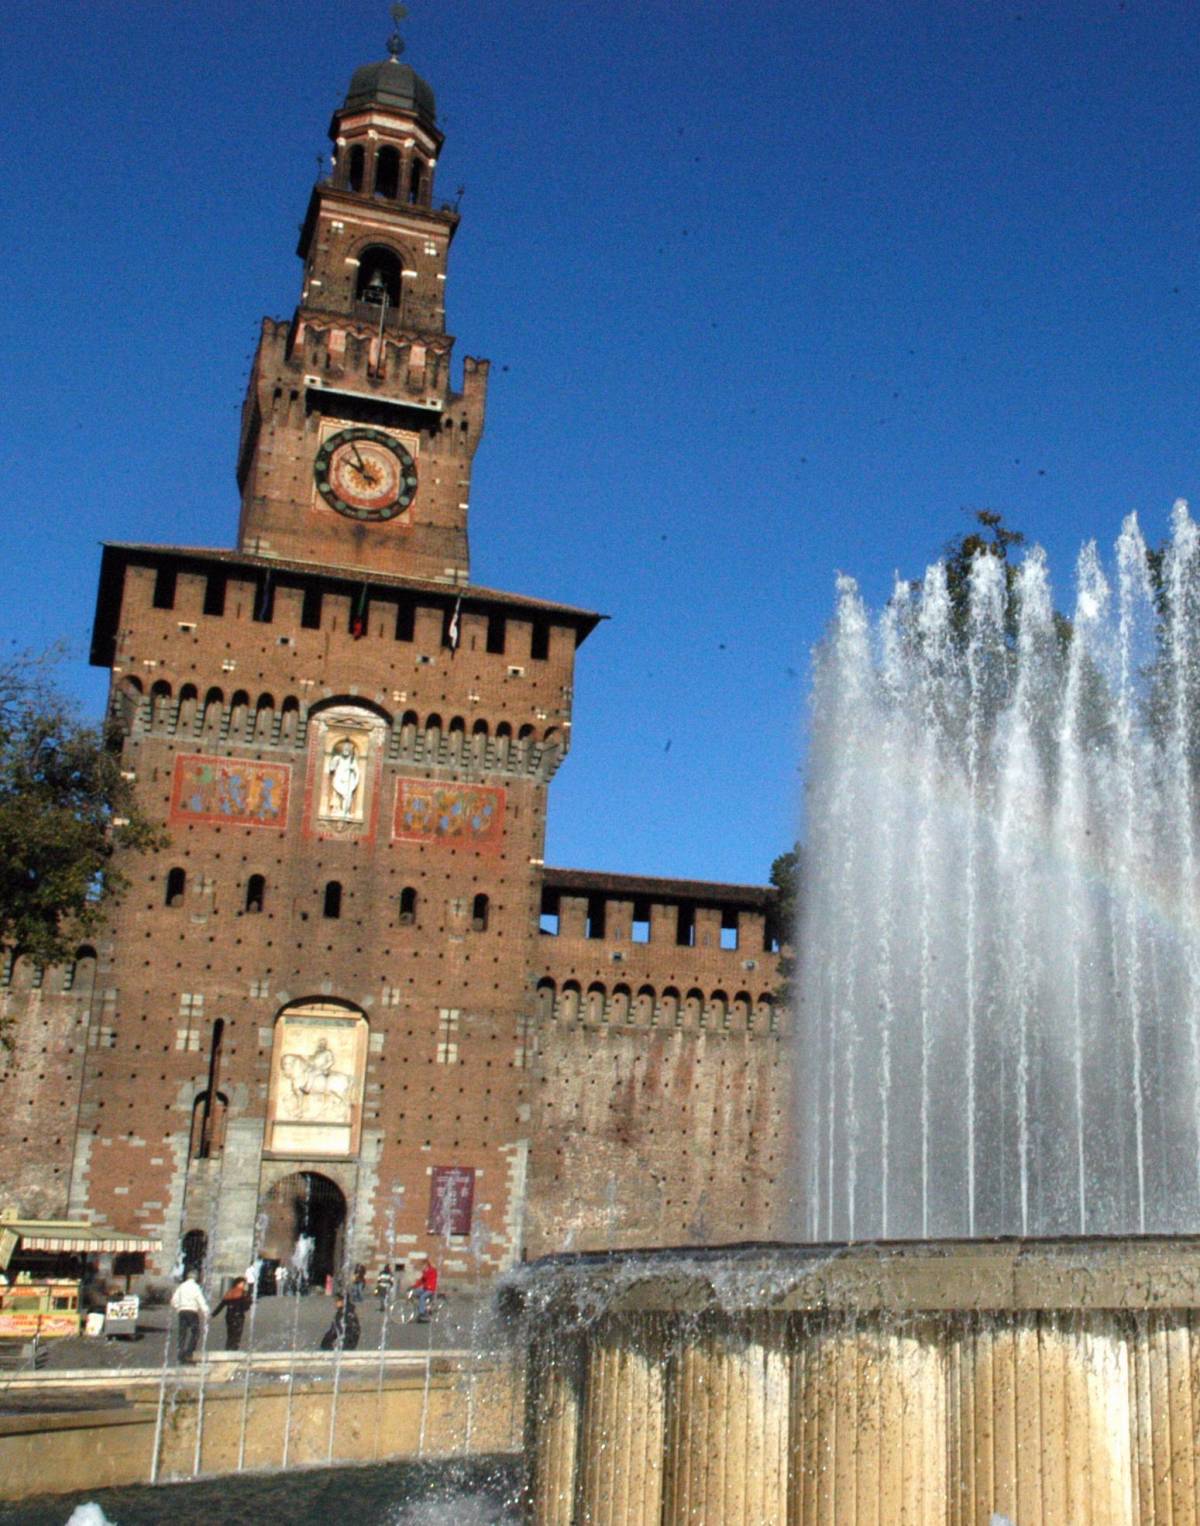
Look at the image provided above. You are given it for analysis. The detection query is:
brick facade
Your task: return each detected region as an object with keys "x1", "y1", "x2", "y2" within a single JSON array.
[{"x1": 0, "y1": 46, "x2": 788, "y2": 1285}]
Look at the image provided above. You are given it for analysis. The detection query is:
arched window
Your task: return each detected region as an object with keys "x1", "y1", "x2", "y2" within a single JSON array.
[
  {"x1": 374, "y1": 145, "x2": 400, "y2": 200},
  {"x1": 399, "y1": 886, "x2": 418, "y2": 925},
  {"x1": 323, "y1": 881, "x2": 342, "y2": 919},
  {"x1": 255, "y1": 694, "x2": 275, "y2": 741},
  {"x1": 635, "y1": 986, "x2": 655, "y2": 1026},
  {"x1": 407, "y1": 156, "x2": 423, "y2": 204},
  {"x1": 610, "y1": 985, "x2": 631, "y2": 1024},
  {"x1": 348, "y1": 144, "x2": 365, "y2": 192},
  {"x1": 710, "y1": 990, "x2": 729, "y2": 1030},
  {"x1": 536, "y1": 979, "x2": 556, "y2": 1021},
  {"x1": 245, "y1": 874, "x2": 265, "y2": 914},
  {"x1": 472, "y1": 893, "x2": 489, "y2": 931},
  {"x1": 733, "y1": 991, "x2": 752, "y2": 1029},
  {"x1": 165, "y1": 867, "x2": 186, "y2": 907},
  {"x1": 660, "y1": 987, "x2": 680, "y2": 1027},
  {"x1": 685, "y1": 988, "x2": 705, "y2": 1028},
  {"x1": 355, "y1": 245, "x2": 402, "y2": 309},
  {"x1": 559, "y1": 981, "x2": 581, "y2": 1022},
  {"x1": 181, "y1": 1228, "x2": 208, "y2": 1278},
  {"x1": 586, "y1": 982, "x2": 607, "y2": 1024}
]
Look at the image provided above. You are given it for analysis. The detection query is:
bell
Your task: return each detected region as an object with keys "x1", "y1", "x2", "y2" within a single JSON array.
[{"x1": 363, "y1": 269, "x2": 387, "y2": 305}]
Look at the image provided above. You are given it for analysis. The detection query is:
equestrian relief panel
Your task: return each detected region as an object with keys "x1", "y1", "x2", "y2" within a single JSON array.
[{"x1": 266, "y1": 1003, "x2": 368, "y2": 1158}]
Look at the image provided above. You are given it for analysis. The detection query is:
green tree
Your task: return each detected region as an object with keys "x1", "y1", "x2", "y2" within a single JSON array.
[
  {"x1": 0, "y1": 650, "x2": 164, "y2": 982},
  {"x1": 768, "y1": 844, "x2": 801, "y2": 1006},
  {"x1": 940, "y1": 508, "x2": 1025, "y2": 644}
]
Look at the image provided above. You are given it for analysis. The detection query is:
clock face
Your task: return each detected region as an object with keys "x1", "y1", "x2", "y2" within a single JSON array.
[{"x1": 314, "y1": 427, "x2": 418, "y2": 521}]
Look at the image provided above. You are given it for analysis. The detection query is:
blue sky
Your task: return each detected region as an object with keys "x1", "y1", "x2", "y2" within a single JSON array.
[{"x1": 4, "y1": 0, "x2": 1198, "y2": 885}]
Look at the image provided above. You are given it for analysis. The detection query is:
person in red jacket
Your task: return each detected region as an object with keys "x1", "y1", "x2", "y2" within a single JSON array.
[{"x1": 409, "y1": 1259, "x2": 438, "y2": 1322}]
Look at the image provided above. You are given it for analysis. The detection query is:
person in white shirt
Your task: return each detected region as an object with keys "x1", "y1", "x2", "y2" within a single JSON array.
[{"x1": 169, "y1": 1272, "x2": 210, "y2": 1364}]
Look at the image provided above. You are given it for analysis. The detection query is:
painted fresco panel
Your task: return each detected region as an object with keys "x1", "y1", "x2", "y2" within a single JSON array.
[
  {"x1": 170, "y1": 754, "x2": 290, "y2": 829},
  {"x1": 393, "y1": 780, "x2": 505, "y2": 852}
]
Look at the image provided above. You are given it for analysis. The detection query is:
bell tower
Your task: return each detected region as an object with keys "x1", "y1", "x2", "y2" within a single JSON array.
[{"x1": 235, "y1": 12, "x2": 488, "y2": 583}]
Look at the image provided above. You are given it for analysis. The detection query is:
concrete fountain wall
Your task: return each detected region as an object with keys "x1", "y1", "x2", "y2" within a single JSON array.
[{"x1": 520, "y1": 1239, "x2": 1200, "y2": 1524}]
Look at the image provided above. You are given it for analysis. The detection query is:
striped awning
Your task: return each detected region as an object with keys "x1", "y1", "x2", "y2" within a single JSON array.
[{"x1": 0, "y1": 1220, "x2": 161, "y2": 1268}]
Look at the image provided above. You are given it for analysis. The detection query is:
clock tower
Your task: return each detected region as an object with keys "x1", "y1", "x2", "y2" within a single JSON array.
[{"x1": 236, "y1": 27, "x2": 487, "y2": 584}]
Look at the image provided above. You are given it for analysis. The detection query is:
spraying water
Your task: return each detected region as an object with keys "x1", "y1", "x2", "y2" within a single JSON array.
[{"x1": 798, "y1": 505, "x2": 1200, "y2": 1240}]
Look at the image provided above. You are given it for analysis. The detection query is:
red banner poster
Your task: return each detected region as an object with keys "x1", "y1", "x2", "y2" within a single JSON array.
[{"x1": 428, "y1": 1166, "x2": 476, "y2": 1236}]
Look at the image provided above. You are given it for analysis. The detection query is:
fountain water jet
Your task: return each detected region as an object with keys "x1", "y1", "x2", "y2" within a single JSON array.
[{"x1": 799, "y1": 506, "x2": 1200, "y2": 1240}]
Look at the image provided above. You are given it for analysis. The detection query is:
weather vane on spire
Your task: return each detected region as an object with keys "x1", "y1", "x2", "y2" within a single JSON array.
[{"x1": 387, "y1": 3, "x2": 408, "y2": 59}]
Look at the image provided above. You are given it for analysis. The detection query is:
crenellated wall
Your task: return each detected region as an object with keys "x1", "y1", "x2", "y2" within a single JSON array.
[{"x1": 527, "y1": 871, "x2": 790, "y2": 1255}]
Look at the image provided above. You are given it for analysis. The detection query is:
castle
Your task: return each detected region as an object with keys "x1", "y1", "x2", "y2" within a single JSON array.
[{"x1": 0, "y1": 35, "x2": 789, "y2": 1287}]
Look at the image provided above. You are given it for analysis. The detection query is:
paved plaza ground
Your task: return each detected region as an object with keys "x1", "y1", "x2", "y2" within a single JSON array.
[{"x1": 1, "y1": 1287, "x2": 495, "y2": 1386}]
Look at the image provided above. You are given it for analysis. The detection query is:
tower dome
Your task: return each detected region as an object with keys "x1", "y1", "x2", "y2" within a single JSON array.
[{"x1": 343, "y1": 57, "x2": 436, "y2": 128}]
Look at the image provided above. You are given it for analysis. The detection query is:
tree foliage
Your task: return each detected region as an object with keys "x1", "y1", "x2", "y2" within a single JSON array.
[
  {"x1": 940, "y1": 508, "x2": 1025, "y2": 645},
  {"x1": 768, "y1": 844, "x2": 801, "y2": 1006},
  {"x1": 0, "y1": 650, "x2": 164, "y2": 971}
]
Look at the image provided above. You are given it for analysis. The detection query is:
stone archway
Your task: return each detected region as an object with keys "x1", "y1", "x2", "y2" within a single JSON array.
[{"x1": 261, "y1": 1171, "x2": 347, "y2": 1289}]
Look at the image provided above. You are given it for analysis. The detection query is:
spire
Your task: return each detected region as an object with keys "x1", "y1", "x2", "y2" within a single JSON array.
[{"x1": 387, "y1": 3, "x2": 407, "y2": 61}]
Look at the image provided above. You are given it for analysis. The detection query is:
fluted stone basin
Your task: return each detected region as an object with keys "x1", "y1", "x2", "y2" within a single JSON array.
[{"x1": 509, "y1": 1238, "x2": 1200, "y2": 1524}]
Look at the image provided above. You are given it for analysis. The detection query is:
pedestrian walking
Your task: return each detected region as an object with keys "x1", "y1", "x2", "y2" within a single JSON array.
[
  {"x1": 213, "y1": 1276, "x2": 253, "y2": 1351},
  {"x1": 320, "y1": 1292, "x2": 361, "y2": 1351},
  {"x1": 375, "y1": 1263, "x2": 395, "y2": 1312},
  {"x1": 170, "y1": 1270, "x2": 210, "y2": 1364},
  {"x1": 352, "y1": 1262, "x2": 367, "y2": 1303}
]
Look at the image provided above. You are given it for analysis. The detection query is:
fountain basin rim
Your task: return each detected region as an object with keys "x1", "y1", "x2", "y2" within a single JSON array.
[{"x1": 509, "y1": 1235, "x2": 1200, "y2": 1319}]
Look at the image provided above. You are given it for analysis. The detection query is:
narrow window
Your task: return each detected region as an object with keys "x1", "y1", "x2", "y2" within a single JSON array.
[
  {"x1": 301, "y1": 586, "x2": 322, "y2": 629},
  {"x1": 323, "y1": 881, "x2": 342, "y2": 919},
  {"x1": 152, "y1": 565, "x2": 177, "y2": 609},
  {"x1": 245, "y1": 874, "x2": 265, "y2": 914},
  {"x1": 720, "y1": 908, "x2": 739, "y2": 950},
  {"x1": 530, "y1": 620, "x2": 550, "y2": 660},
  {"x1": 676, "y1": 903, "x2": 696, "y2": 948},
  {"x1": 252, "y1": 573, "x2": 274, "y2": 623},
  {"x1": 395, "y1": 599, "x2": 415, "y2": 641},
  {"x1": 585, "y1": 895, "x2": 606, "y2": 940},
  {"x1": 408, "y1": 157, "x2": 422, "y2": 203},
  {"x1": 472, "y1": 893, "x2": 489, "y2": 931},
  {"x1": 202, "y1": 574, "x2": 226, "y2": 616},
  {"x1": 399, "y1": 886, "x2": 418, "y2": 924},
  {"x1": 539, "y1": 885, "x2": 560, "y2": 935},
  {"x1": 486, "y1": 613, "x2": 506, "y2": 654},
  {"x1": 348, "y1": 144, "x2": 365, "y2": 192},
  {"x1": 375, "y1": 145, "x2": 400, "y2": 200},
  {"x1": 632, "y1": 901, "x2": 651, "y2": 944},
  {"x1": 165, "y1": 867, "x2": 187, "y2": 907}
]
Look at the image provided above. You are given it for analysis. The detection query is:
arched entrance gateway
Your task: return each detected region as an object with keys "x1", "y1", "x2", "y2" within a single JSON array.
[{"x1": 261, "y1": 1171, "x2": 347, "y2": 1289}]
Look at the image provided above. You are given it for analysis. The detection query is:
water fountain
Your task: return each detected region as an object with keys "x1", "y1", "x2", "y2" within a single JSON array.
[{"x1": 517, "y1": 507, "x2": 1200, "y2": 1523}]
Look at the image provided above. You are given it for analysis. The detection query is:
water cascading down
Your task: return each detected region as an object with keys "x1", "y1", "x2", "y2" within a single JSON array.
[
  {"x1": 798, "y1": 503, "x2": 1200, "y2": 1241},
  {"x1": 518, "y1": 507, "x2": 1200, "y2": 1524}
]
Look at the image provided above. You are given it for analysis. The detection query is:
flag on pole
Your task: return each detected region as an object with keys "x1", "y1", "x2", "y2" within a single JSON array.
[
  {"x1": 351, "y1": 584, "x2": 368, "y2": 639},
  {"x1": 447, "y1": 594, "x2": 462, "y2": 651}
]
